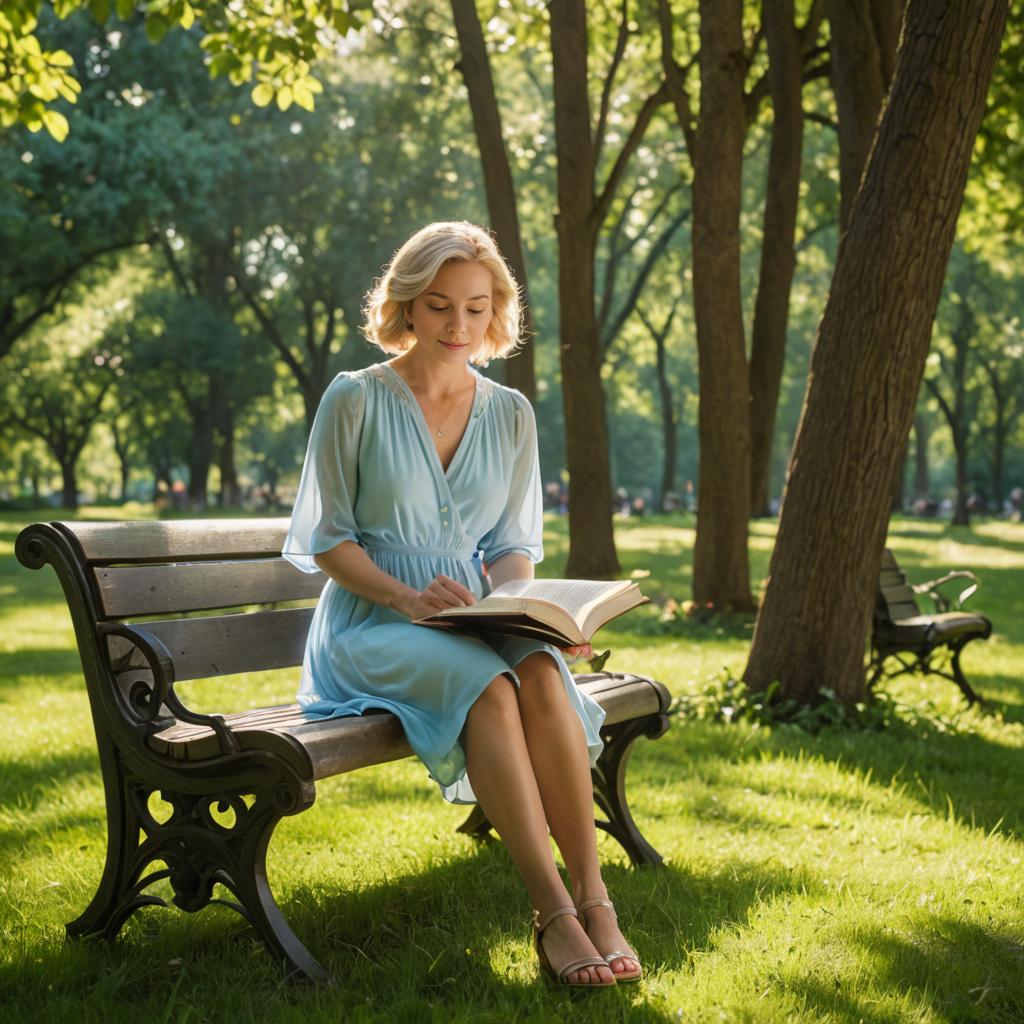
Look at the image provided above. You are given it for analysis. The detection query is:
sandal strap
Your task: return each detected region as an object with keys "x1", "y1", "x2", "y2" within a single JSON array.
[
  {"x1": 556, "y1": 955, "x2": 611, "y2": 983},
  {"x1": 533, "y1": 905, "x2": 578, "y2": 934},
  {"x1": 577, "y1": 897, "x2": 616, "y2": 918},
  {"x1": 603, "y1": 950, "x2": 638, "y2": 964}
]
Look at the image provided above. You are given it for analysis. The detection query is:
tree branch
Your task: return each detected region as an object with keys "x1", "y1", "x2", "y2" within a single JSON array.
[
  {"x1": 593, "y1": 81, "x2": 670, "y2": 230},
  {"x1": 594, "y1": 0, "x2": 631, "y2": 172}
]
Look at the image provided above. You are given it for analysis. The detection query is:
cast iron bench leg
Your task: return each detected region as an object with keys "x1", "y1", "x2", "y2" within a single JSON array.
[{"x1": 67, "y1": 737, "x2": 330, "y2": 984}]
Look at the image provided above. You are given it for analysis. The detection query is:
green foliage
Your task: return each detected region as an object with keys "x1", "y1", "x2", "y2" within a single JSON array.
[
  {"x1": 672, "y1": 670, "x2": 970, "y2": 737},
  {"x1": 0, "y1": 0, "x2": 367, "y2": 137}
]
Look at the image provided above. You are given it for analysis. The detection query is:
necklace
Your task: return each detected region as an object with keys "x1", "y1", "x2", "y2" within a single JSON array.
[{"x1": 430, "y1": 388, "x2": 472, "y2": 437}]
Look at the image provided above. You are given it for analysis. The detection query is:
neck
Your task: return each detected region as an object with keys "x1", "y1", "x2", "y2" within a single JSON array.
[{"x1": 391, "y1": 349, "x2": 475, "y2": 398}]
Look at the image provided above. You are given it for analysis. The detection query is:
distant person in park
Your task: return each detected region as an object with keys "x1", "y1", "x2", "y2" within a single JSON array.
[{"x1": 282, "y1": 222, "x2": 640, "y2": 988}]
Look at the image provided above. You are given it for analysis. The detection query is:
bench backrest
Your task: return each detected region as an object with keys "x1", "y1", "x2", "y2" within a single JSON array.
[
  {"x1": 16, "y1": 519, "x2": 324, "y2": 755},
  {"x1": 876, "y1": 548, "x2": 921, "y2": 625}
]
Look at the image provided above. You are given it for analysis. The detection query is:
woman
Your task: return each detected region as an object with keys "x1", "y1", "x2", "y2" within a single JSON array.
[{"x1": 282, "y1": 221, "x2": 640, "y2": 988}]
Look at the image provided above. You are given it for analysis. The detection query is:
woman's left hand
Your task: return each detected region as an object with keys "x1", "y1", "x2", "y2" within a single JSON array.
[{"x1": 561, "y1": 643, "x2": 593, "y2": 660}]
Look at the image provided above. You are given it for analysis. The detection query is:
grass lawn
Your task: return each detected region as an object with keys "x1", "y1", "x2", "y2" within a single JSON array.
[{"x1": 1, "y1": 508, "x2": 1022, "y2": 1023}]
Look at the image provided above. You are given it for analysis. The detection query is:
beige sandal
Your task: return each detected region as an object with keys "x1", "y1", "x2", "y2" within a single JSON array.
[
  {"x1": 577, "y1": 897, "x2": 643, "y2": 983},
  {"x1": 532, "y1": 906, "x2": 616, "y2": 987}
]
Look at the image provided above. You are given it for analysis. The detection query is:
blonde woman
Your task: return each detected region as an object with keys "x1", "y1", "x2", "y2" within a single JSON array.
[{"x1": 283, "y1": 221, "x2": 640, "y2": 988}]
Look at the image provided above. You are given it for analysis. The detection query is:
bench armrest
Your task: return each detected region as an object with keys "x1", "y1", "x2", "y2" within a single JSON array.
[
  {"x1": 911, "y1": 570, "x2": 979, "y2": 612},
  {"x1": 100, "y1": 622, "x2": 241, "y2": 756}
]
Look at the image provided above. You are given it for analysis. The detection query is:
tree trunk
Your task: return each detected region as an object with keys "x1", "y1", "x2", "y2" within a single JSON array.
[
  {"x1": 827, "y1": 0, "x2": 899, "y2": 232},
  {"x1": 59, "y1": 459, "x2": 78, "y2": 510},
  {"x1": 913, "y1": 412, "x2": 929, "y2": 499},
  {"x1": 450, "y1": 0, "x2": 536, "y2": 403},
  {"x1": 218, "y1": 402, "x2": 240, "y2": 507},
  {"x1": 749, "y1": 0, "x2": 805, "y2": 520},
  {"x1": 691, "y1": 0, "x2": 754, "y2": 611},
  {"x1": 550, "y1": 0, "x2": 619, "y2": 578},
  {"x1": 891, "y1": 438, "x2": 907, "y2": 513},
  {"x1": 744, "y1": 0, "x2": 1007, "y2": 702},
  {"x1": 952, "y1": 429, "x2": 971, "y2": 525},
  {"x1": 655, "y1": 331, "x2": 677, "y2": 512}
]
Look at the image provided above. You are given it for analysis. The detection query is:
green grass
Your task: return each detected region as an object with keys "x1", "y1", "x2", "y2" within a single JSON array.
[{"x1": 1, "y1": 509, "x2": 1022, "y2": 1022}]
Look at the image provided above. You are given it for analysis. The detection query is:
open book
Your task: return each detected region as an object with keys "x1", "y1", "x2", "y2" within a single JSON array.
[{"x1": 413, "y1": 577, "x2": 648, "y2": 647}]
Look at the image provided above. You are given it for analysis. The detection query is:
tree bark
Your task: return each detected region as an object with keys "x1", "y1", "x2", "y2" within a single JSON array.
[
  {"x1": 549, "y1": 0, "x2": 618, "y2": 578},
  {"x1": 218, "y1": 402, "x2": 240, "y2": 507},
  {"x1": 59, "y1": 459, "x2": 78, "y2": 511},
  {"x1": 744, "y1": 0, "x2": 1007, "y2": 702},
  {"x1": 450, "y1": 0, "x2": 536, "y2": 403},
  {"x1": 749, "y1": 0, "x2": 805, "y2": 519},
  {"x1": 827, "y1": 0, "x2": 900, "y2": 232},
  {"x1": 690, "y1": 0, "x2": 755, "y2": 611}
]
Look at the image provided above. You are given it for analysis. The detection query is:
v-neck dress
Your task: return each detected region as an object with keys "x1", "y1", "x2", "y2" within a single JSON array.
[{"x1": 282, "y1": 361, "x2": 606, "y2": 804}]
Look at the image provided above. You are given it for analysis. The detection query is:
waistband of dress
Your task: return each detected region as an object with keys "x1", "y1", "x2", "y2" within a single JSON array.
[{"x1": 363, "y1": 540, "x2": 481, "y2": 561}]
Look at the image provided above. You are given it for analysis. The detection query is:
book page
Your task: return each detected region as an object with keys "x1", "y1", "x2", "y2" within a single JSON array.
[{"x1": 488, "y1": 578, "x2": 633, "y2": 622}]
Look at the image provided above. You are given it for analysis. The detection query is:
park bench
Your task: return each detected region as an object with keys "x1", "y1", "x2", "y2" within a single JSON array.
[
  {"x1": 868, "y1": 548, "x2": 992, "y2": 705},
  {"x1": 15, "y1": 518, "x2": 671, "y2": 984}
]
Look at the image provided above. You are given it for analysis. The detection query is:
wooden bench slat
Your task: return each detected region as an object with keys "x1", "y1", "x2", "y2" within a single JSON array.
[
  {"x1": 55, "y1": 518, "x2": 292, "y2": 564},
  {"x1": 138, "y1": 606, "x2": 315, "y2": 681},
  {"x1": 95, "y1": 558, "x2": 325, "y2": 618},
  {"x1": 147, "y1": 675, "x2": 667, "y2": 779}
]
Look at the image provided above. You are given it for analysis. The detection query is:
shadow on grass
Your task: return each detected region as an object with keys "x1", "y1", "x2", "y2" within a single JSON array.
[
  {"x1": 0, "y1": 832, "x2": 821, "y2": 1021},
  {"x1": 782, "y1": 915, "x2": 1024, "y2": 1024},
  {"x1": 0, "y1": 648, "x2": 82, "y2": 686}
]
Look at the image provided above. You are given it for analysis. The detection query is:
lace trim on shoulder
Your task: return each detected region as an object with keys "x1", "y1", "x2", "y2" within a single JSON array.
[{"x1": 362, "y1": 362, "x2": 410, "y2": 404}]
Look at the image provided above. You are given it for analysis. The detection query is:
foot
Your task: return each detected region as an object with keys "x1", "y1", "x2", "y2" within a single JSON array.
[
  {"x1": 536, "y1": 909, "x2": 615, "y2": 986},
  {"x1": 577, "y1": 898, "x2": 642, "y2": 981}
]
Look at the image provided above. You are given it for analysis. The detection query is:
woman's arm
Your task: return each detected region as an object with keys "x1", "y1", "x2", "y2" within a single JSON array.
[
  {"x1": 484, "y1": 552, "x2": 534, "y2": 590},
  {"x1": 314, "y1": 541, "x2": 475, "y2": 620}
]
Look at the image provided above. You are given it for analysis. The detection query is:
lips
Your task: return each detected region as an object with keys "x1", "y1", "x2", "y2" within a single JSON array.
[{"x1": 439, "y1": 340, "x2": 468, "y2": 350}]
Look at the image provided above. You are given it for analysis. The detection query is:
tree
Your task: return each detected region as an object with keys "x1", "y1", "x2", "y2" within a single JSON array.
[
  {"x1": 1, "y1": 1, "x2": 364, "y2": 136},
  {"x1": 744, "y1": 0, "x2": 1008, "y2": 703},
  {"x1": 0, "y1": 338, "x2": 118, "y2": 508},
  {"x1": 449, "y1": 0, "x2": 536, "y2": 401},
  {"x1": 826, "y1": 0, "x2": 903, "y2": 233},
  {"x1": 549, "y1": 0, "x2": 668, "y2": 578}
]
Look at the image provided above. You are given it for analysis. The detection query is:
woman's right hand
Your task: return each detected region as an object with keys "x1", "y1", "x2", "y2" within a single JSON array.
[{"x1": 392, "y1": 574, "x2": 477, "y2": 620}]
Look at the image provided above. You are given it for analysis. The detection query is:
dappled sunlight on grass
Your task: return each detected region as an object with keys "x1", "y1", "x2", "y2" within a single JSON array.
[{"x1": 1, "y1": 508, "x2": 1022, "y2": 1021}]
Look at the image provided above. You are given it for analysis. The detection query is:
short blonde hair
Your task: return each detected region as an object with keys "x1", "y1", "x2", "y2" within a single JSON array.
[{"x1": 362, "y1": 221, "x2": 524, "y2": 363}]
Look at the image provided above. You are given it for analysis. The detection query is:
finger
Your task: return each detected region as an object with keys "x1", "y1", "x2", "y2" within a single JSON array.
[{"x1": 434, "y1": 574, "x2": 476, "y2": 606}]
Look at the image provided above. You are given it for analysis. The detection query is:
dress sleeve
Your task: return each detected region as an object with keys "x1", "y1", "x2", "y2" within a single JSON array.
[
  {"x1": 479, "y1": 390, "x2": 544, "y2": 565},
  {"x1": 282, "y1": 373, "x2": 366, "y2": 573}
]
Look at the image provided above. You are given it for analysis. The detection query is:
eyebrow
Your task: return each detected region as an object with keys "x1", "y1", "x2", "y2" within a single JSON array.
[{"x1": 426, "y1": 292, "x2": 492, "y2": 301}]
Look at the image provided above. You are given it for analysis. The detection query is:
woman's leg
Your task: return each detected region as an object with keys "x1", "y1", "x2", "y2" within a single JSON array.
[
  {"x1": 463, "y1": 674, "x2": 613, "y2": 985},
  {"x1": 513, "y1": 652, "x2": 640, "y2": 977}
]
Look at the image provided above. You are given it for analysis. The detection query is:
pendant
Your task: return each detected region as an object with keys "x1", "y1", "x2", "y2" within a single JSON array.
[{"x1": 437, "y1": 429, "x2": 444, "y2": 437}]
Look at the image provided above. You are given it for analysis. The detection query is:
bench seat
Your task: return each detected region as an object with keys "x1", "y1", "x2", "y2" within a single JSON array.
[{"x1": 149, "y1": 673, "x2": 668, "y2": 779}]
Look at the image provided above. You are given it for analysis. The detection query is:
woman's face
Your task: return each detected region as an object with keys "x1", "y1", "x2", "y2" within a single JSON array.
[{"x1": 408, "y1": 260, "x2": 494, "y2": 364}]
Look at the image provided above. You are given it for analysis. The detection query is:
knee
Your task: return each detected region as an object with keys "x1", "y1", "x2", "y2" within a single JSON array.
[
  {"x1": 467, "y1": 673, "x2": 520, "y2": 727},
  {"x1": 516, "y1": 652, "x2": 567, "y2": 712}
]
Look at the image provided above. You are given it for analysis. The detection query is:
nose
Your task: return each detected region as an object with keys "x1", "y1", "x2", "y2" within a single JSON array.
[{"x1": 447, "y1": 313, "x2": 467, "y2": 336}]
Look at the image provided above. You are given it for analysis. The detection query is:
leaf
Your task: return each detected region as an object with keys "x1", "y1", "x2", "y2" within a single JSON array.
[
  {"x1": 144, "y1": 15, "x2": 169, "y2": 43},
  {"x1": 292, "y1": 85, "x2": 314, "y2": 112},
  {"x1": 89, "y1": 0, "x2": 111, "y2": 23},
  {"x1": 116, "y1": 0, "x2": 134, "y2": 20},
  {"x1": 47, "y1": 50, "x2": 75, "y2": 68},
  {"x1": 275, "y1": 85, "x2": 293, "y2": 112},
  {"x1": 251, "y1": 82, "x2": 274, "y2": 108},
  {"x1": 42, "y1": 108, "x2": 69, "y2": 141},
  {"x1": 179, "y1": 2, "x2": 195, "y2": 30}
]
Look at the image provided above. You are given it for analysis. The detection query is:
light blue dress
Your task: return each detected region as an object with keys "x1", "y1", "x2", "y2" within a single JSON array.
[{"x1": 282, "y1": 361, "x2": 606, "y2": 803}]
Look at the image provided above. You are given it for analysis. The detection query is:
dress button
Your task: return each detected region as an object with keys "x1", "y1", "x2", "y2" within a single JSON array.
[
  {"x1": 440, "y1": 506, "x2": 448, "y2": 513},
  {"x1": 442, "y1": 520, "x2": 449, "y2": 527}
]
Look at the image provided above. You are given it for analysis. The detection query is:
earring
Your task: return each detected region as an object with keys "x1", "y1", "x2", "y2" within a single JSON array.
[{"x1": 406, "y1": 321, "x2": 413, "y2": 330}]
